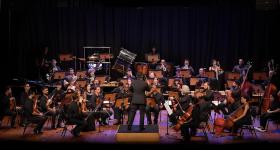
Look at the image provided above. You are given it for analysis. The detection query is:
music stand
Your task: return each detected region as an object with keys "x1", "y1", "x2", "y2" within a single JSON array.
[
  {"x1": 95, "y1": 76, "x2": 107, "y2": 84},
  {"x1": 59, "y1": 54, "x2": 73, "y2": 62},
  {"x1": 53, "y1": 71, "x2": 66, "y2": 80},
  {"x1": 76, "y1": 80, "x2": 87, "y2": 88},
  {"x1": 146, "y1": 54, "x2": 160, "y2": 63},
  {"x1": 168, "y1": 78, "x2": 183, "y2": 87},
  {"x1": 146, "y1": 97, "x2": 157, "y2": 108},
  {"x1": 253, "y1": 72, "x2": 268, "y2": 81},
  {"x1": 225, "y1": 72, "x2": 240, "y2": 80},
  {"x1": 76, "y1": 70, "x2": 87, "y2": 79},
  {"x1": 149, "y1": 70, "x2": 163, "y2": 78},
  {"x1": 190, "y1": 77, "x2": 199, "y2": 86},
  {"x1": 104, "y1": 93, "x2": 116, "y2": 103},
  {"x1": 179, "y1": 69, "x2": 191, "y2": 78},
  {"x1": 205, "y1": 71, "x2": 215, "y2": 79}
]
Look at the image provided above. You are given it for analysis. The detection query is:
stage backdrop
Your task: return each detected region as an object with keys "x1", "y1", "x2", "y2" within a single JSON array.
[{"x1": 1, "y1": 0, "x2": 280, "y2": 84}]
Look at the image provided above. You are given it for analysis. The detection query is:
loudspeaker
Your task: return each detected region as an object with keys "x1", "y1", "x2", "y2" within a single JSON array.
[{"x1": 116, "y1": 125, "x2": 160, "y2": 143}]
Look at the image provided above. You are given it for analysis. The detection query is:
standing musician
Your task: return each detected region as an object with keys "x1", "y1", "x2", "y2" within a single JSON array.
[
  {"x1": 180, "y1": 90, "x2": 213, "y2": 141},
  {"x1": 38, "y1": 87, "x2": 59, "y2": 129},
  {"x1": 19, "y1": 83, "x2": 32, "y2": 126},
  {"x1": 23, "y1": 91, "x2": 47, "y2": 134},
  {"x1": 112, "y1": 82, "x2": 132, "y2": 125},
  {"x1": 181, "y1": 59, "x2": 195, "y2": 76},
  {"x1": 145, "y1": 84, "x2": 164, "y2": 125},
  {"x1": 89, "y1": 86, "x2": 112, "y2": 126},
  {"x1": 255, "y1": 90, "x2": 280, "y2": 132},
  {"x1": 169, "y1": 85, "x2": 192, "y2": 126},
  {"x1": 0, "y1": 86, "x2": 17, "y2": 128},
  {"x1": 127, "y1": 73, "x2": 151, "y2": 130},
  {"x1": 67, "y1": 92, "x2": 87, "y2": 137},
  {"x1": 232, "y1": 58, "x2": 248, "y2": 77}
]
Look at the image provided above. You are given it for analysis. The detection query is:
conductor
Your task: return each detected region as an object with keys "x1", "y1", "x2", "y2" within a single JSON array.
[{"x1": 127, "y1": 73, "x2": 151, "y2": 130}]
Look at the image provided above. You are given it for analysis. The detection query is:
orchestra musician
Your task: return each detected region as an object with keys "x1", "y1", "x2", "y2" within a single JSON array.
[
  {"x1": 156, "y1": 59, "x2": 169, "y2": 77},
  {"x1": 66, "y1": 92, "x2": 87, "y2": 137},
  {"x1": 145, "y1": 84, "x2": 164, "y2": 125},
  {"x1": 19, "y1": 83, "x2": 32, "y2": 126},
  {"x1": 0, "y1": 86, "x2": 17, "y2": 128},
  {"x1": 146, "y1": 46, "x2": 160, "y2": 69},
  {"x1": 64, "y1": 68, "x2": 77, "y2": 88},
  {"x1": 87, "y1": 68, "x2": 96, "y2": 84},
  {"x1": 47, "y1": 59, "x2": 61, "y2": 81},
  {"x1": 89, "y1": 86, "x2": 112, "y2": 126},
  {"x1": 255, "y1": 90, "x2": 280, "y2": 132},
  {"x1": 123, "y1": 68, "x2": 135, "y2": 79},
  {"x1": 127, "y1": 73, "x2": 151, "y2": 130},
  {"x1": 112, "y1": 82, "x2": 132, "y2": 125},
  {"x1": 217, "y1": 89, "x2": 242, "y2": 117},
  {"x1": 180, "y1": 90, "x2": 213, "y2": 141},
  {"x1": 23, "y1": 91, "x2": 47, "y2": 134},
  {"x1": 38, "y1": 87, "x2": 59, "y2": 129},
  {"x1": 232, "y1": 58, "x2": 248, "y2": 77},
  {"x1": 209, "y1": 59, "x2": 224, "y2": 81},
  {"x1": 181, "y1": 59, "x2": 195, "y2": 76},
  {"x1": 169, "y1": 85, "x2": 192, "y2": 126}
]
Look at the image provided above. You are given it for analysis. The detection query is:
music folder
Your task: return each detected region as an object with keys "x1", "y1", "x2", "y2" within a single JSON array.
[{"x1": 164, "y1": 101, "x2": 173, "y2": 115}]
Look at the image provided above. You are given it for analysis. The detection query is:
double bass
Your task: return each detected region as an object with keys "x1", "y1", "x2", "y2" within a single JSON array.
[{"x1": 240, "y1": 61, "x2": 253, "y2": 98}]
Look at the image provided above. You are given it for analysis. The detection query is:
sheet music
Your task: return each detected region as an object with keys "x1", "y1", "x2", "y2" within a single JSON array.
[{"x1": 164, "y1": 101, "x2": 173, "y2": 115}]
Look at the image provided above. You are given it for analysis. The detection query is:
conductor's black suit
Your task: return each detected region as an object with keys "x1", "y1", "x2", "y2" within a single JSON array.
[{"x1": 127, "y1": 77, "x2": 150, "y2": 130}]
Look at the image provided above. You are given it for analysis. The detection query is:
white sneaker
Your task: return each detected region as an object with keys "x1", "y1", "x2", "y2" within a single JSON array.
[{"x1": 254, "y1": 126, "x2": 266, "y2": 132}]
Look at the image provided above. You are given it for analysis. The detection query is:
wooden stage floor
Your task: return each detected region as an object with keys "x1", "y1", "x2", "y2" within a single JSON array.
[{"x1": 0, "y1": 110, "x2": 280, "y2": 145}]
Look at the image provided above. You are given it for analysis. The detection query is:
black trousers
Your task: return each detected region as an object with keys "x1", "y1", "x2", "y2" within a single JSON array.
[
  {"x1": 145, "y1": 105, "x2": 159, "y2": 124},
  {"x1": 45, "y1": 110, "x2": 59, "y2": 128},
  {"x1": 180, "y1": 121, "x2": 197, "y2": 141},
  {"x1": 260, "y1": 112, "x2": 280, "y2": 128},
  {"x1": 128, "y1": 104, "x2": 145, "y2": 128},
  {"x1": 68, "y1": 118, "x2": 87, "y2": 134},
  {"x1": 1, "y1": 110, "x2": 17, "y2": 127},
  {"x1": 27, "y1": 116, "x2": 47, "y2": 131}
]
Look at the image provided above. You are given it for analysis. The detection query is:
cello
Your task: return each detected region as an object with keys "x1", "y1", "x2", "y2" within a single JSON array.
[
  {"x1": 240, "y1": 61, "x2": 253, "y2": 98},
  {"x1": 260, "y1": 65, "x2": 278, "y2": 114}
]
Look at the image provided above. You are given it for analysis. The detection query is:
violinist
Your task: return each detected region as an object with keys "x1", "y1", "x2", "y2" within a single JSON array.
[
  {"x1": 232, "y1": 58, "x2": 248, "y2": 77},
  {"x1": 255, "y1": 90, "x2": 280, "y2": 132},
  {"x1": 0, "y1": 86, "x2": 17, "y2": 128},
  {"x1": 156, "y1": 59, "x2": 168, "y2": 77},
  {"x1": 180, "y1": 90, "x2": 213, "y2": 141},
  {"x1": 112, "y1": 82, "x2": 132, "y2": 125},
  {"x1": 181, "y1": 59, "x2": 195, "y2": 76},
  {"x1": 38, "y1": 87, "x2": 59, "y2": 129},
  {"x1": 67, "y1": 92, "x2": 87, "y2": 137},
  {"x1": 23, "y1": 91, "x2": 47, "y2": 134},
  {"x1": 169, "y1": 85, "x2": 192, "y2": 126},
  {"x1": 217, "y1": 89, "x2": 242, "y2": 117},
  {"x1": 145, "y1": 84, "x2": 164, "y2": 125}
]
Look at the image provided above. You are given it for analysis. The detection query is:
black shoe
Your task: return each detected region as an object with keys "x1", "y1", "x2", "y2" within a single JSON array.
[
  {"x1": 139, "y1": 127, "x2": 145, "y2": 131},
  {"x1": 127, "y1": 126, "x2": 132, "y2": 130}
]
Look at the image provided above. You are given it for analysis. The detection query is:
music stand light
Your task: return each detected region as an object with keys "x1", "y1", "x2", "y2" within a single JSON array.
[
  {"x1": 53, "y1": 71, "x2": 66, "y2": 80},
  {"x1": 149, "y1": 70, "x2": 163, "y2": 78},
  {"x1": 76, "y1": 70, "x2": 87, "y2": 79},
  {"x1": 59, "y1": 54, "x2": 73, "y2": 62},
  {"x1": 76, "y1": 80, "x2": 87, "y2": 88},
  {"x1": 179, "y1": 69, "x2": 191, "y2": 78},
  {"x1": 225, "y1": 72, "x2": 240, "y2": 80},
  {"x1": 253, "y1": 72, "x2": 268, "y2": 81}
]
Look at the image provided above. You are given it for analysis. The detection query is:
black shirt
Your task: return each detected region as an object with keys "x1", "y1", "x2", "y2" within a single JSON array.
[
  {"x1": 39, "y1": 95, "x2": 48, "y2": 113},
  {"x1": 24, "y1": 98, "x2": 34, "y2": 119},
  {"x1": 2, "y1": 95, "x2": 11, "y2": 112},
  {"x1": 270, "y1": 99, "x2": 280, "y2": 111}
]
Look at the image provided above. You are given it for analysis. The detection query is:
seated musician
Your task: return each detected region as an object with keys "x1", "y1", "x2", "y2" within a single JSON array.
[
  {"x1": 0, "y1": 86, "x2": 17, "y2": 128},
  {"x1": 255, "y1": 90, "x2": 280, "y2": 132},
  {"x1": 145, "y1": 84, "x2": 165, "y2": 125},
  {"x1": 170, "y1": 78, "x2": 181, "y2": 92},
  {"x1": 23, "y1": 91, "x2": 47, "y2": 134},
  {"x1": 66, "y1": 92, "x2": 87, "y2": 137},
  {"x1": 89, "y1": 86, "x2": 112, "y2": 126},
  {"x1": 180, "y1": 90, "x2": 213, "y2": 141},
  {"x1": 209, "y1": 59, "x2": 223, "y2": 79},
  {"x1": 47, "y1": 59, "x2": 61, "y2": 81},
  {"x1": 49, "y1": 82, "x2": 65, "y2": 128},
  {"x1": 38, "y1": 87, "x2": 60, "y2": 129},
  {"x1": 146, "y1": 46, "x2": 160, "y2": 69},
  {"x1": 169, "y1": 85, "x2": 192, "y2": 126},
  {"x1": 87, "y1": 68, "x2": 96, "y2": 84},
  {"x1": 217, "y1": 89, "x2": 242, "y2": 117},
  {"x1": 230, "y1": 96, "x2": 252, "y2": 135},
  {"x1": 181, "y1": 59, "x2": 195, "y2": 76},
  {"x1": 149, "y1": 71, "x2": 156, "y2": 79},
  {"x1": 77, "y1": 90, "x2": 96, "y2": 131},
  {"x1": 123, "y1": 68, "x2": 135, "y2": 79},
  {"x1": 112, "y1": 82, "x2": 132, "y2": 125},
  {"x1": 64, "y1": 68, "x2": 77, "y2": 88},
  {"x1": 156, "y1": 59, "x2": 169, "y2": 77}
]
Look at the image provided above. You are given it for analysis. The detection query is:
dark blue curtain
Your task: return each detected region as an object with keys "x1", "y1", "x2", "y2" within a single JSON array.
[{"x1": 1, "y1": 0, "x2": 280, "y2": 83}]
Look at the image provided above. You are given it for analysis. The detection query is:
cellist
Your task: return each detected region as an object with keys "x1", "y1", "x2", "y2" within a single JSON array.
[{"x1": 255, "y1": 90, "x2": 280, "y2": 132}]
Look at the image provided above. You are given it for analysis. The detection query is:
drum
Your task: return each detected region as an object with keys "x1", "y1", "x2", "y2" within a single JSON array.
[{"x1": 135, "y1": 62, "x2": 149, "y2": 75}]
